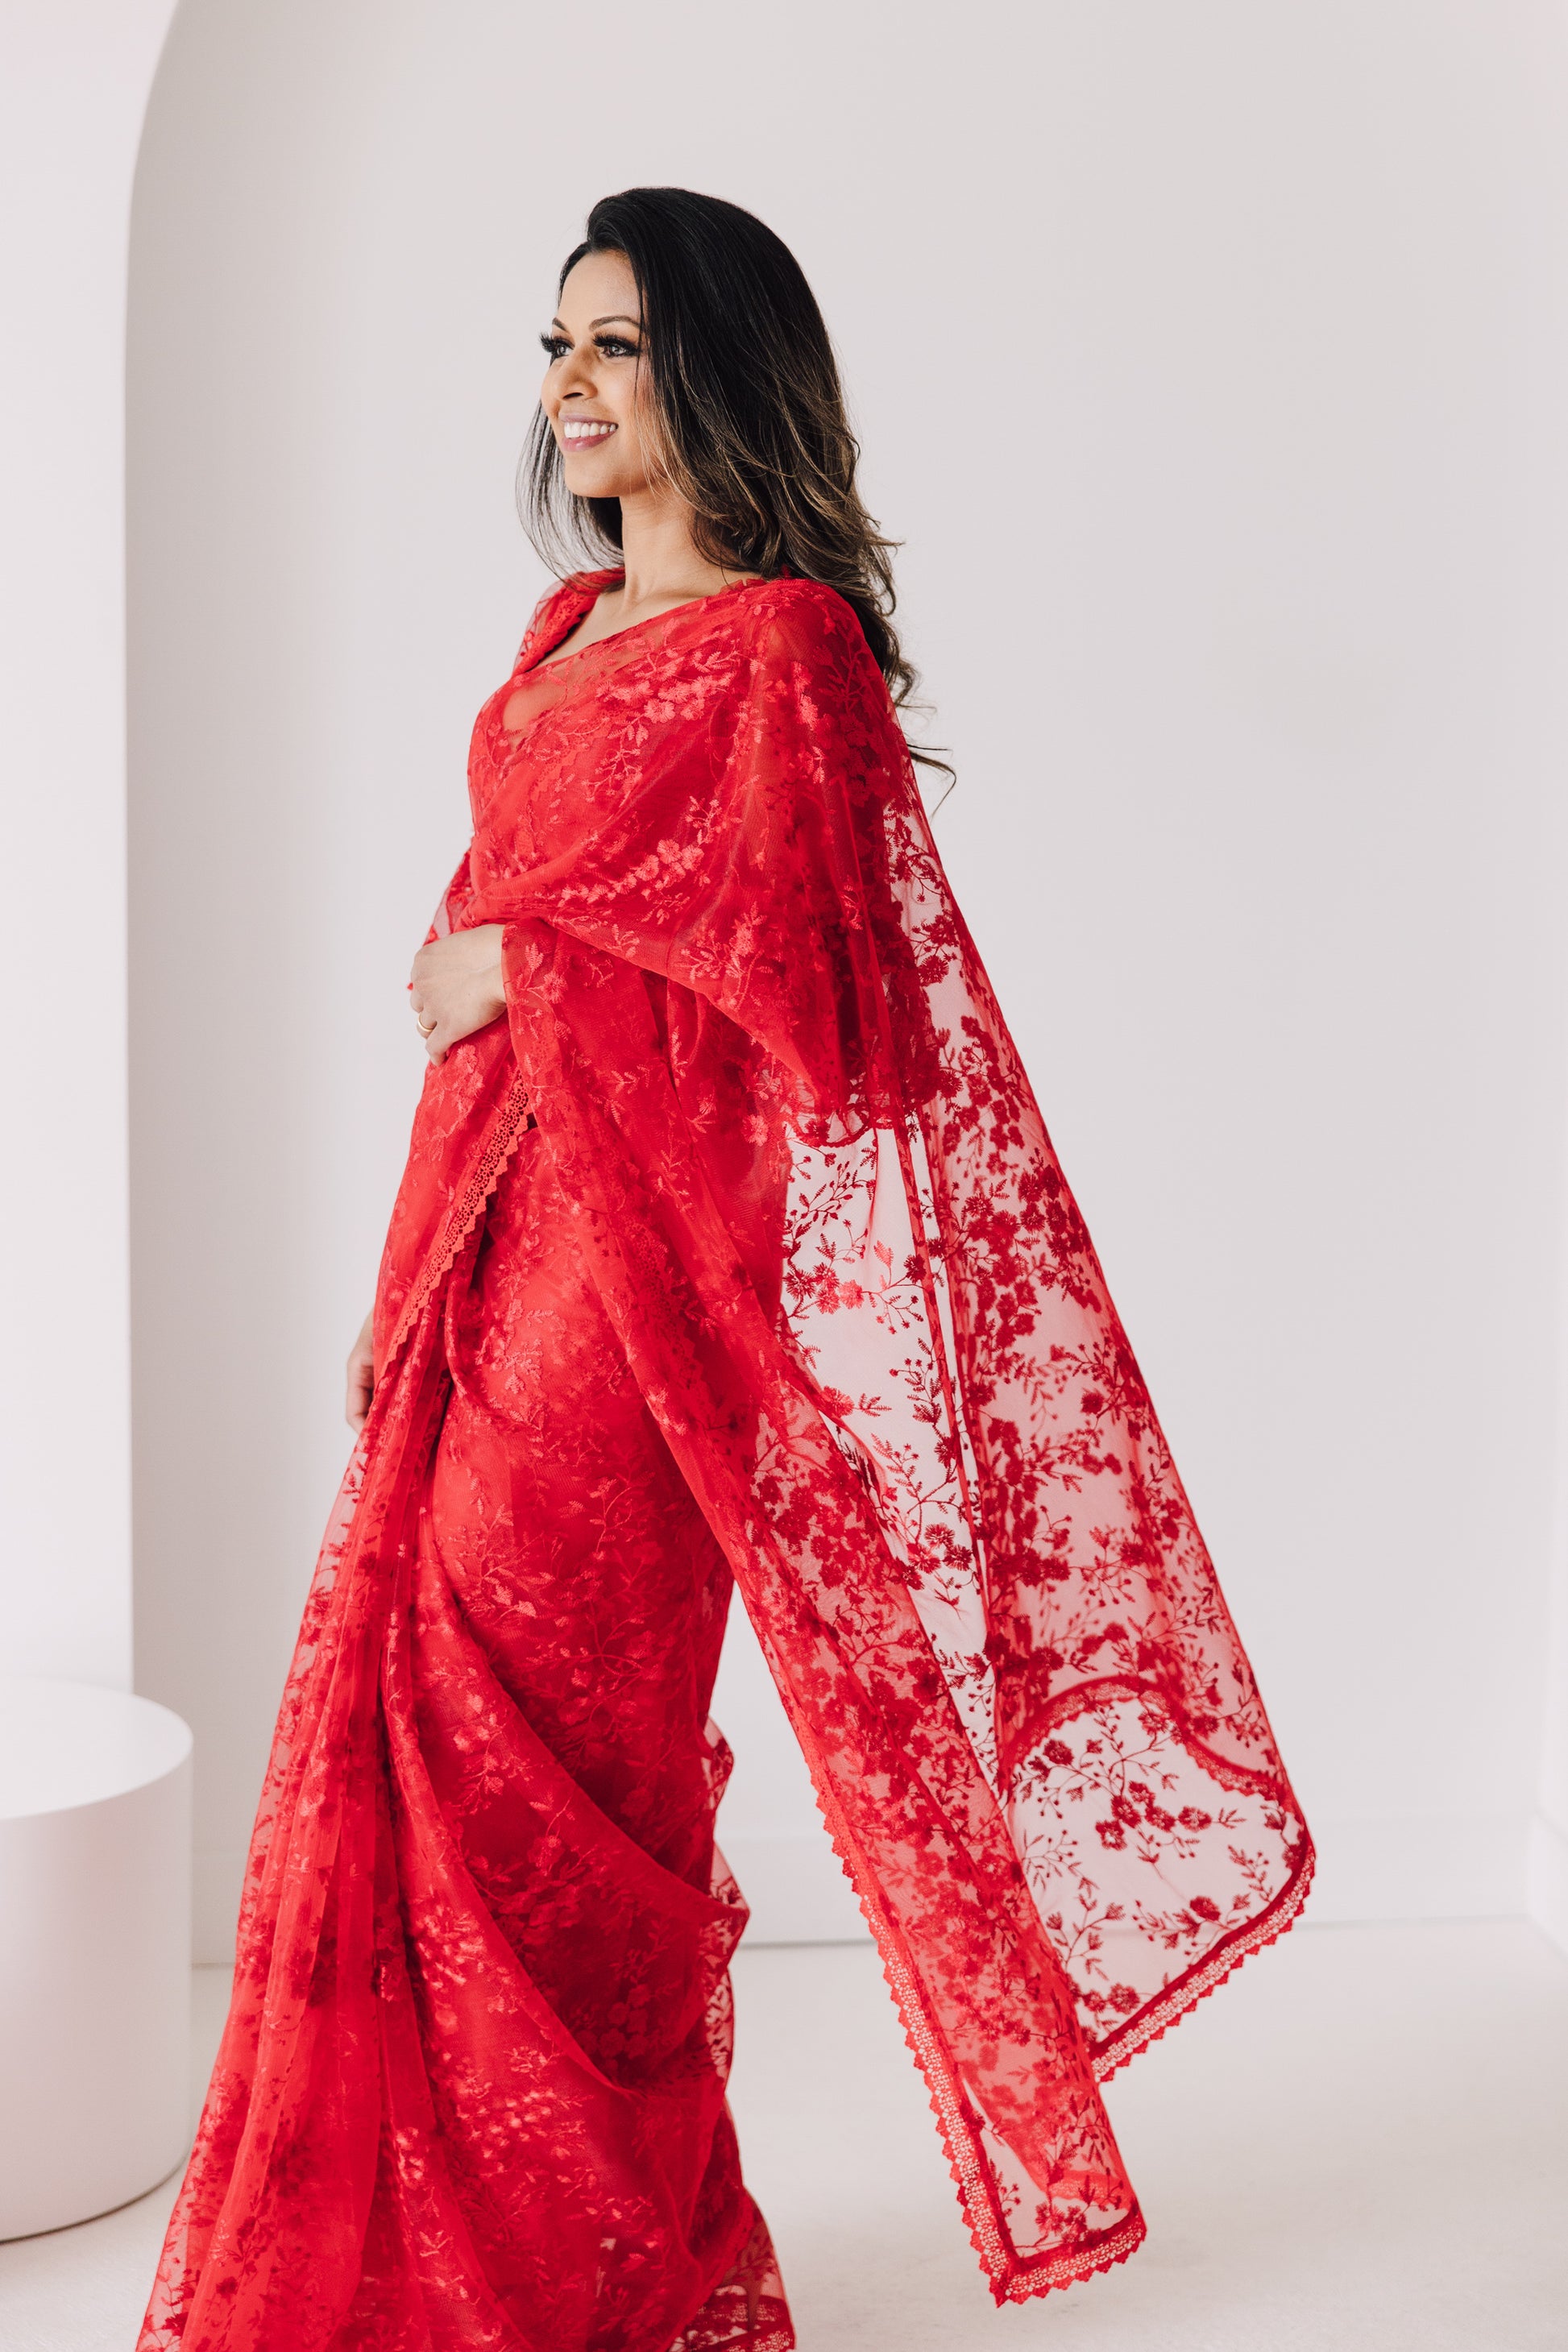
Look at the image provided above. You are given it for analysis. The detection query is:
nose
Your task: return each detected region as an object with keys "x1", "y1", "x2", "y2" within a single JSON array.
[{"x1": 554, "y1": 342, "x2": 596, "y2": 403}]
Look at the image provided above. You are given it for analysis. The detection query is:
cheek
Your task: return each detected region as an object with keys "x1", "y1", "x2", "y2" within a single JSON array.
[
  {"x1": 597, "y1": 394, "x2": 653, "y2": 482},
  {"x1": 624, "y1": 383, "x2": 663, "y2": 467}
]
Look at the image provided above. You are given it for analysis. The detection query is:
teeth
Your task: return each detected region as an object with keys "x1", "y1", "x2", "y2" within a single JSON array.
[{"x1": 562, "y1": 421, "x2": 616, "y2": 442}]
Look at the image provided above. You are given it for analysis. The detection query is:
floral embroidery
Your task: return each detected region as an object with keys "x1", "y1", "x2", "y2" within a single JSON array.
[{"x1": 141, "y1": 571, "x2": 1309, "y2": 2352}]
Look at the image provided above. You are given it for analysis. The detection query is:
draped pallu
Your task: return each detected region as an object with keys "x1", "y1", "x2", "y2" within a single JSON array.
[{"x1": 142, "y1": 572, "x2": 1313, "y2": 2352}]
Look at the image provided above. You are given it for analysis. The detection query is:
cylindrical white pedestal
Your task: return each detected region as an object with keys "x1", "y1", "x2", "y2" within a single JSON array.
[{"x1": 0, "y1": 1677, "x2": 193, "y2": 2238}]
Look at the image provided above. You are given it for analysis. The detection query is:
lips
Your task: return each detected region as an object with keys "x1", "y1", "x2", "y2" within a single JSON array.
[{"x1": 560, "y1": 419, "x2": 617, "y2": 449}]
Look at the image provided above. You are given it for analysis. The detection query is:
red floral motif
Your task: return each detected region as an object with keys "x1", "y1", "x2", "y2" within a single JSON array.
[{"x1": 141, "y1": 570, "x2": 1311, "y2": 2350}]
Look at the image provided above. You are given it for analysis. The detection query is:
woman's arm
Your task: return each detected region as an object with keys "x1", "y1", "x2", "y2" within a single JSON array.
[
  {"x1": 346, "y1": 921, "x2": 509, "y2": 1426},
  {"x1": 345, "y1": 1308, "x2": 375, "y2": 1431},
  {"x1": 409, "y1": 923, "x2": 507, "y2": 1064}
]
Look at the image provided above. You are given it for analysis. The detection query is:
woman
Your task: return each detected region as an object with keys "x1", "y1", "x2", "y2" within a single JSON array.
[{"x1": 141, "y1": 188, "x2": 1312, "y2": 2352}]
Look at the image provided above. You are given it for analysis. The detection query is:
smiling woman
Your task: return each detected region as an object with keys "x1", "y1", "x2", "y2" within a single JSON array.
[
  {"x1": 139, "y1": 186, "x2": 1311, "y2": 2352},
  {"x1": 529, "y1": 251, "x2": 745, "y2": 663}
]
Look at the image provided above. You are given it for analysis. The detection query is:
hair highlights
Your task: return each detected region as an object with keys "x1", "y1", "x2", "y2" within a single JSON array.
[{"x1": 520, "y1": 185, "x2": 948, "y2": 778}]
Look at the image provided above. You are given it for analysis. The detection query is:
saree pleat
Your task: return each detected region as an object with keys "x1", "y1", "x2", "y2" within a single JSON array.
[
  {"x1": 143, "y1": 567, "x2": 1310, "y2": 2346},
  {"x1": 144, "y1": 1130, "x2": 790, "y2": 2351}
]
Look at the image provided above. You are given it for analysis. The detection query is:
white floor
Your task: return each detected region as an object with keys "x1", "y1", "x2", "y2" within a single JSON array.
[{"x1": 2, "y1": 1922, "x2": 1563, "y2": 2350}]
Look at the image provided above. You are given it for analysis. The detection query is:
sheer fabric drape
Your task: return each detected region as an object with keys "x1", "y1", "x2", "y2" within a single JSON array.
[{"x1": 141, "y1": 572, "x2": 1310, "y2": 2350}]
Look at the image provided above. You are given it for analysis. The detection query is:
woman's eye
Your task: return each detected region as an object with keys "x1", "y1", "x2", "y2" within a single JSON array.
[
  {"x1": 540, "y1": 335, "x2": 570, "y2": 361},
  {"x1": 595, "y1": 336, "x2": 639, "y2": 359}
]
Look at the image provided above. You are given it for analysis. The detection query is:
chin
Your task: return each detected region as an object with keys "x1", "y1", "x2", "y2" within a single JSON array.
[{"x1": 561, "y1": 462, "x2": 633, "y2": 501}]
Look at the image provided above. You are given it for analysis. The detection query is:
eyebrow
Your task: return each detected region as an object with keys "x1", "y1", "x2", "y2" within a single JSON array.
[{"x1": 549, "y1": 313, "x2": 643, "y2": 334}]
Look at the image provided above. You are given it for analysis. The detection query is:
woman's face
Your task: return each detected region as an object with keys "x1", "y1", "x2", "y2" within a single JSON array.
[{"x1": 540, "y1": 250, "x2": 657, "y2": 502}]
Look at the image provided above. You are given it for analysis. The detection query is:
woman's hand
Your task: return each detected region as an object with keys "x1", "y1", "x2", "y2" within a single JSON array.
[
  {"x1": 346, "y1": 1308, "x2": 375, "y2": 1432},
  {"x1": 409, "y1": 924, "x2": 507, "y2": 1064}
]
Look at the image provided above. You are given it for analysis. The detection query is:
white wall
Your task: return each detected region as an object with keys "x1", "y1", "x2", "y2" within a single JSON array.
[
  {"x1": 126, "y1": 0, "x2": 1568, "y2": 1960},
  {"x1": 0, "y1": 1, "x2": 179, "y2": 1691},
  {"x1": 1533, "y1": 1201, "x2": 1568, "y2": 1952}
]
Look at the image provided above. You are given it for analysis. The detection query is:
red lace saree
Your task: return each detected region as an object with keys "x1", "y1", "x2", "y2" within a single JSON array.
[{"x1": 141, "y1": 571, "x2": 1312, "y2": 2352}]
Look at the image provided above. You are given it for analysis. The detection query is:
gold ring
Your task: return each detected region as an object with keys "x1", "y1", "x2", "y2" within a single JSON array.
[{"x1": 416, "y1": 1014, "x2": 436, "y2": 1038}]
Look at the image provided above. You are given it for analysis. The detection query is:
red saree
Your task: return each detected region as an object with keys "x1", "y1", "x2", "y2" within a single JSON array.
[{"x1": 141, "y1": 571, "x2": 1312, "y2": 2352}]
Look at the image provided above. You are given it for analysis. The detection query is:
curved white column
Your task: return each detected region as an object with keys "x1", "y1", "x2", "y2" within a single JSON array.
[
  {"x1": 0, "y1": 1679, "x2": 193, "y2": 2239},
  {"x1": 0, "y1": 2, "x2": 180, "y2": 1687}
]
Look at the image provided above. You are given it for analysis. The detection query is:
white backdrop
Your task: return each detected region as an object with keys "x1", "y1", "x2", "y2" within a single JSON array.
[{"x1": 124, "y1": 0, "x2": 1568, "y2": 1960}]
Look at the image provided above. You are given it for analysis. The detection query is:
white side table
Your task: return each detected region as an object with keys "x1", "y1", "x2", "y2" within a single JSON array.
[{"x1": 0, "y1": 1678, "x2": 193, "y2": 2238}]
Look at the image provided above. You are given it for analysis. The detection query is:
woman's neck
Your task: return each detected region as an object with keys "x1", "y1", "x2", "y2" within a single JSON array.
[{"x1": 612, "y1": 485, "x2": 746, "y2": 616}]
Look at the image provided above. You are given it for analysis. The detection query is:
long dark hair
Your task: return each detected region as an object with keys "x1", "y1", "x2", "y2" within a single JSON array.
[{"x1": 520, "y1": 186, "x2": 946, "y2": 775}]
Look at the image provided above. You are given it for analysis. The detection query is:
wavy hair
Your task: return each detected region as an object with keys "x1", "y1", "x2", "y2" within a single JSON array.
[{"x1": 519, "y1": 186, "x2": 948, "y2": 780}]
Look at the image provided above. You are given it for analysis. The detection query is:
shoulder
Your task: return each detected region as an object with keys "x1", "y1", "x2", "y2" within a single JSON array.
[
  {"x1": 730, "y1": 575, "x2": 886, "y2": 698},
  {"x1": 716, "y1": 579, "x2": 908, "y2": 798},
  {"x1": 736, "y1": 573, "x2": 864, "y2": 648}
]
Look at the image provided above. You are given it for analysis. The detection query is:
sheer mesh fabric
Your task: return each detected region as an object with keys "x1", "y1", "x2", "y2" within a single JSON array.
[{"x1": 141, "y1": 572, "x2": 1310, "y2": 2350}]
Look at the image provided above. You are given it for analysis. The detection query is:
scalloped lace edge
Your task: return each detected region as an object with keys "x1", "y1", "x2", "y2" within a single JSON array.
[
  {"x1": 1089, "y1": 1839, "x2": 1317, "y2": 2084},
  {"x1": 381, "y1": 1078, "x2": 534, "y2": 1375},
  {"x1": 781, "y1": 1708, "x2": 1310, "y2": 2302},
  {"x1": 785, "y1": 1719, "x2": 1148, "y2": 2303}
]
